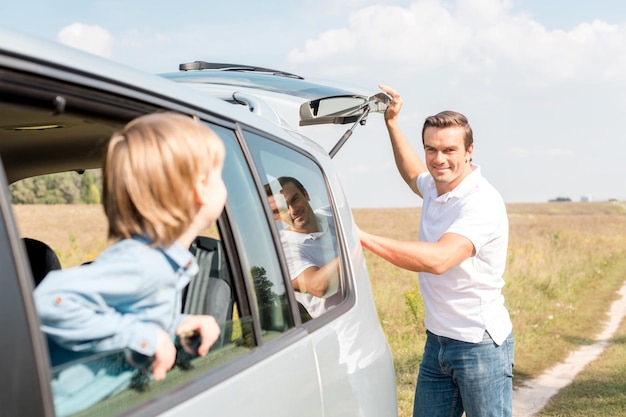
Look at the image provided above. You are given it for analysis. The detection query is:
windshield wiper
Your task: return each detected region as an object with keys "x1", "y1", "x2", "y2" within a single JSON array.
[{"x1": 179, "y1": 61, "x2": 304, "y2": 79}]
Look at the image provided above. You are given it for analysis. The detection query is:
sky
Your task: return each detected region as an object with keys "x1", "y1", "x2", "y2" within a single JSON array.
[{"x1": 2, "y1": 0, "x2": 626, "y2": 208}]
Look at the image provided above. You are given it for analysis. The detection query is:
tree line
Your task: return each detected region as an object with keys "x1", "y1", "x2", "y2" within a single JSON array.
[{"x1": 9, "y1": 170, "x2": 102, "y2": 205}]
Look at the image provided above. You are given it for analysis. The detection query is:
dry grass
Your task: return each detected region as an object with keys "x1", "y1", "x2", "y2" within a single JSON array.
[
  {"x1": 355, "y1": 201, "x2": 626, "y2": 417},
  {"x1": 13, "y1": 202, "x2": 626, "y2": 417},
  {"x1": 14, "y1": 204, "x2": 110, "y2": 267}
]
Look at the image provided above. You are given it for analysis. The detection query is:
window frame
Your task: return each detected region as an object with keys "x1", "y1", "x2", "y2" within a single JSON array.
[{"x1": 239, "y1": 127, "x2": 357, "y2": 330}]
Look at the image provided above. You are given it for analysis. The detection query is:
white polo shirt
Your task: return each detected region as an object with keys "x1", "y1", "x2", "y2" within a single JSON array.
[
  {"x1": 416, "y1": 165, "x2": 512, "y2": 345},
  {"x1": 280, "y1": 209, "x2": 339, "y2": 318}
]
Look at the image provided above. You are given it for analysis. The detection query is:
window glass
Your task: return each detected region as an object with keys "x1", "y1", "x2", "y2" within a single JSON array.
[
  {"x1": 244, "y1": 132, "x2": 344, "y2": 322},
  {"x1": 216, "y1": 124, "x2": 294, "y2": 336},
  {"x1": 15, "y1": 123, "x2": 270, "y2": 417}
]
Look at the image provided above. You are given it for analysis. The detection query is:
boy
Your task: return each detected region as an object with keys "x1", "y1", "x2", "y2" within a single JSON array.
[{"x1": 35, "y1": 112, "x2": 226, "y2": 382}]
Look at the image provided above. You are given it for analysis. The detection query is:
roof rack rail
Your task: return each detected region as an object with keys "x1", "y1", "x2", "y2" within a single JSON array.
[{"x1": 178, "y1": 61, "x2": 304, "y2": 79}]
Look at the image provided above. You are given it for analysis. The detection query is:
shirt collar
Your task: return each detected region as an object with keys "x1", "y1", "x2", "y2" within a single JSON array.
[
  {"x1": 133, "y1": 235, "x2": 198, "y2": 275},
  {"x1": 432, "y1": 164, "x2": 482, "y2": 203},
  {"x1": 163, "y1": 242, "x2": 198, "y2": 275},
  {"x1": 283, "y1": 214, "x2": 330, "y2": 241}
]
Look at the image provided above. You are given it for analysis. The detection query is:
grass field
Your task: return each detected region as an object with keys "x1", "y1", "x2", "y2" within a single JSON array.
[
  {"x1": 14, "y1": 201, "x2": 626, "y2": 417},
  {"x1": 353, "y1": 201, "x2": 626, "y2": 417}
]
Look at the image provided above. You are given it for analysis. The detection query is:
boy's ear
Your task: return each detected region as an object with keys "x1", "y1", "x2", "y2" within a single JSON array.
[{"x1": 193, "y1": 174, "x2": 210, "y2": 206}]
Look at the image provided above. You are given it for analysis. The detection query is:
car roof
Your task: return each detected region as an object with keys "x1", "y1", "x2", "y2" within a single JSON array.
[
  {"x1": 160, "y1": 61, "x2": 388, "y2": 132},
  {"x1": 0, "y1": 30, "x2": 287, "y2": 127},
  {"x1": 163, "y1": 61, "x2": 361, "y2": 100},
  {"x1": 0, "y1": 29, "x2": 329, "y2": 183}
]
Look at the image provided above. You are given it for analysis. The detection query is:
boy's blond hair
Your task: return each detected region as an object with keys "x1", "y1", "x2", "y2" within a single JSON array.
[{"x1": 102, "y1": 112, "x2": 224, "y2": 247}]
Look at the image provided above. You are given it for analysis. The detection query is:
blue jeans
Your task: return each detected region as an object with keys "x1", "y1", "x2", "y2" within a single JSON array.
[{"x1": 413, "y1": 330, "x2": 514, "y2": 417}]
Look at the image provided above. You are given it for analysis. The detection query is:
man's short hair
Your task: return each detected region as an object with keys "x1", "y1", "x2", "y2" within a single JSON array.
[
  {"x1": 421, "y1": 110, "x2": 473, "y2": 150},
  {"x1": 277, "y1": 176, "x2": 307, "y2": 195}
]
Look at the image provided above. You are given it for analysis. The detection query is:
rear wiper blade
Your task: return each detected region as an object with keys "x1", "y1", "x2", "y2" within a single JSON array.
[{"x1": 179, "y1": 61, "x2": 304, "y2": 79}]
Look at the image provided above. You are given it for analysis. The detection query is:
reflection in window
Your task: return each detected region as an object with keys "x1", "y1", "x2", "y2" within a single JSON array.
[
  {"x1": 217, "y1": 126, "x2": 293, "y2": 335},
  {"x1": 245, "y1": 132, "x2": 344, "y2": 322}
]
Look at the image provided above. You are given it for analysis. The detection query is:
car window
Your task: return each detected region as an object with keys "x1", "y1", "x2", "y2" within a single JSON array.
[
  {"x1": 11, "y1": 121, "x2": 287, "y2": 417},
  {"x1": 244, "y1": 131, "x2": 345, "y2": 322},
  {"x1": 216, "y1": 124, "x2": 294, "y2": 337}
]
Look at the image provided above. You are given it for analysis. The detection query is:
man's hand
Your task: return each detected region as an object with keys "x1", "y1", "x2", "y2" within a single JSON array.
[
  {"x1": 176, "y1": 315, "x2": 221, "y2": 357},
  {"x1": 152, "y1": 328, "x2": 177, "y2": 381},
  {"x1": 379, "y1": 84, "x2": 403, "y2": 122}
]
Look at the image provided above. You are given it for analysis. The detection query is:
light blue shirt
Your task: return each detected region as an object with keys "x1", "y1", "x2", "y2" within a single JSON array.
[{"x1": 34, "y1": 238, "x2": 198, "y2": 356}]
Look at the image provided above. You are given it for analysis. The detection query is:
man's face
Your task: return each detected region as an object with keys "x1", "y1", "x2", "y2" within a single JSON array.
[
  {"x1": 423, "y1": 126, "x2": 473, "y2": 195},
  {"x1": 281, "y1": 182, "x2": 317, "y2": 233}
]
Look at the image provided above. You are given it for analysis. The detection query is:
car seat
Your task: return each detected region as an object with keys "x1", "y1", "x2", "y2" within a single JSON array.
[
  {"x1": 22, "y1": 237, "x2": 62, "y2": 286},
  {"x1": 183, "y1": 236, "x2": 234, "y2": 349}
]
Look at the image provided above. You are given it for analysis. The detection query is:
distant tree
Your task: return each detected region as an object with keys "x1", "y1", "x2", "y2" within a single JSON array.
[
  {"x1": 9, "y1": 169, "x2": 102, "y2": 204},
  {"x1": 9, "y1": 178, "x2": 37, "y2": 204},
  {"x1": 251, "y1": 266, "x2": 274, "y2": 307},
  {"x1": 549, "y1": 197, "x2": 572, "y2": 202},
  {"x1": 80, "y1": 170, "x2": 101, "y2": 204}
]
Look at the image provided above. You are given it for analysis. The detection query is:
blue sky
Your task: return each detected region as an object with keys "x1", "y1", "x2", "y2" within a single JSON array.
[{"x1": 2, "y1": 0, "x2": 626, "y2": 207}]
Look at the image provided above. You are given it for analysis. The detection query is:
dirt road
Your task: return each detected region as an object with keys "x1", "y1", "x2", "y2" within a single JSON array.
[{"x1": 512, "y1": 280, "x2": 626, "y2": 416}]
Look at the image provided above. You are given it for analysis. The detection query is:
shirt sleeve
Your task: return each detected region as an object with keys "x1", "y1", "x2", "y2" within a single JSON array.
[
  {"x1": 34, "y1": 247, "x2": 168, "y2": 356},
  {"x1": 283, "y1": 240, "x2": 316, "y2": 280},
  {"x1": 416, "y1": 171, "x2": 430, "y2": 196}
]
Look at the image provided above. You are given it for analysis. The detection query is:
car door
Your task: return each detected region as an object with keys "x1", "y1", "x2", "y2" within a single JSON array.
[
  {"x1": 242, "y1": 128, "x2": 398, "y2": 417},
  {"x1": 0, "y1": 158, "x2": 54, "y2": 417},
  {"x1": 160, "y1": 121, "x2": 325, "y2": 417}
]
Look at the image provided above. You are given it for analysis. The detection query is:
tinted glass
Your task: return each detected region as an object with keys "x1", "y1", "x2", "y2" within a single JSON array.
[
  {"x1": 216, "y1": 125, "x2": 294, "y2": 336},
  {"x1": 244, "y1": 131, "x2": 344, "y2": 322}
]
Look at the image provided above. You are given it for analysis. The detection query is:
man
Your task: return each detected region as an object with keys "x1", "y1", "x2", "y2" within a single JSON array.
[
  {"x1": 276, "y1": 176, "x2": 340, "y2": 320},
  {"x1": 359, "y1": 85, "x2": 514, "y2": 417}
]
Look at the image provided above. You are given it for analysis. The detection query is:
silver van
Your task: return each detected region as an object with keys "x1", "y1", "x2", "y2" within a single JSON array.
[{"x1": 0, "y1": 29, "x2": 397, "y2": 417}]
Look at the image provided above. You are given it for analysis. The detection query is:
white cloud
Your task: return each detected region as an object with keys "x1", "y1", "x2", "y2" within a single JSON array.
[
  {"x1": 57, "y1": 23, "x2": 114, "y2": 58},
  {"x1": 289, "y1": 1, "x2": 473, "y2": 77},
  {"x1": 287, "y1": 0, "x2": 626, "y2": 86}
]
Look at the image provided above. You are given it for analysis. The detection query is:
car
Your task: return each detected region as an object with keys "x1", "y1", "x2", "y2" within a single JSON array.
[{"x1": 0, "y1": 28, "x2": 398, "y2": 417}]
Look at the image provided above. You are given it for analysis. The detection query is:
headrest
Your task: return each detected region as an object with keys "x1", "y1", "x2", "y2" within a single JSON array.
[{"x1": 23, "y1": 237, "x2": 62, "y2": 286}]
